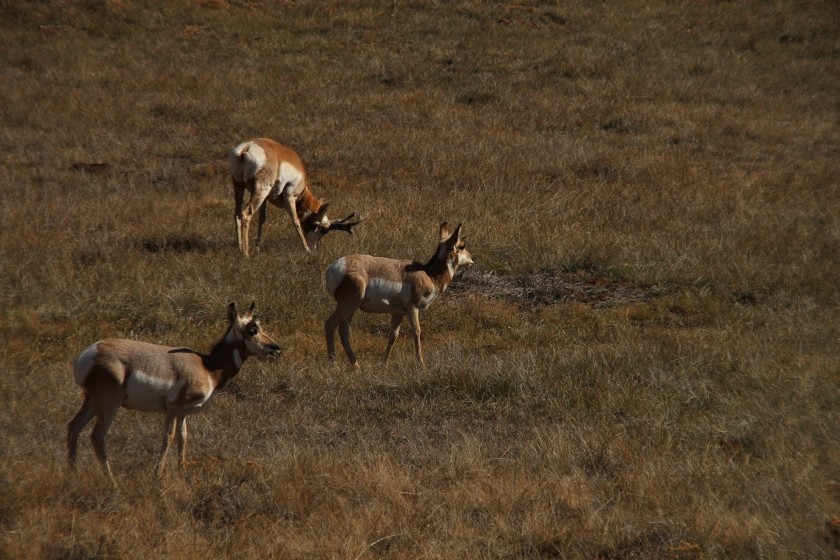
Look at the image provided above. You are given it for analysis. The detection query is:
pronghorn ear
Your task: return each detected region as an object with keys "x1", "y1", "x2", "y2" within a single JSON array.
[
  {"x1": 445, "y1": 223, "x2": 463, "y2": 249},
  {"x1": 246, "y1": 301, "x2": 256, "y2": 319},
  {"x1": 227, "y1": 302, "x2": 238, "y2": 323},
  {"x1": 438, "y1": 222, "x2": 451, "y2": 242}
]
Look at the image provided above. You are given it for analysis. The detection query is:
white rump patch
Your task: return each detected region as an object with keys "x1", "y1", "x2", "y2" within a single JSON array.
[
  {"x1": 229, "y1": 141, "x2": 267, "y2": 183},
  {"x1": 325, "y1": 257, "x2": 348, "y2": 296},
  {"x1": 73, "y1": 342, "x2": 99, "y2": 387}
]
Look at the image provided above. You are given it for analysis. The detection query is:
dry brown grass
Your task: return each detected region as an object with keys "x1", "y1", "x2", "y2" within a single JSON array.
[{"x1": 1, "y1": 1, "x2": 838, "y2": 558}]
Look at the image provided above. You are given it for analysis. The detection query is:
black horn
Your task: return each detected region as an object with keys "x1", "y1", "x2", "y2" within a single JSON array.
[{"x1": 328, "y1": 212, "x2": 362, "y2": 234}]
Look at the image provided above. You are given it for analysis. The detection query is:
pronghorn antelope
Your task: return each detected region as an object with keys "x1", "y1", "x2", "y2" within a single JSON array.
[
  {"x1": 324, "y1": 222, "x2": 474, "y2": 367},
  {"x1": 67, "y1": 302, "x2": 280, "y2": 483},
  {"x1": 229, "y1": 138, "x2": 361, "y2": 256}
]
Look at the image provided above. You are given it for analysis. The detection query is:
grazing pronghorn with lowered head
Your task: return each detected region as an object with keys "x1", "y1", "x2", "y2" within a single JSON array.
[
  {"x1": 67, "y1": 302, "x2": 280, "y2": 484},
  {"x1": 229, "y1": 138, "x2": 361, "y2": 256},
  {"x1": 324, "y1": 222, "x2": 473, "y2": 367}
]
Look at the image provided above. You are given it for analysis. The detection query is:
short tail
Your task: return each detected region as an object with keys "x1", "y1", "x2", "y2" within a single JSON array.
[{"x1": 235, "y1": 143, "x2": 250, "y2": 160}]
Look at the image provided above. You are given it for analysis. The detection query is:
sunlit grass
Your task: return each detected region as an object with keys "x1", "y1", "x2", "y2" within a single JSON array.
[{"x1": 0, "y1": 1, "x2": 837, "y2": 558}]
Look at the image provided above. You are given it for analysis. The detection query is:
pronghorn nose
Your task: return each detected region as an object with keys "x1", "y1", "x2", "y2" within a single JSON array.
[{"x1": 268, "y1": 343, "x2": 281, "y2": 355}]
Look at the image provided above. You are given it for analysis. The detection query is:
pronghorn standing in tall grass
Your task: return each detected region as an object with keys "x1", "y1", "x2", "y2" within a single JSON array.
[
  {"x1": 229, "y1": 138, "x2": 360, "y2": 256},
  {"x1": 324, "y1": 222, "x2": 474, "y2": 367},
  {"x1": 67, "y1": 303, "x2": 280, "y2": 484}
]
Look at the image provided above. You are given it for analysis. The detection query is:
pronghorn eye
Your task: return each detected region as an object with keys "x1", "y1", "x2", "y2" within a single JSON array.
[{"x1": 247, "y1": 326, "x2": 258, "y2": 336}]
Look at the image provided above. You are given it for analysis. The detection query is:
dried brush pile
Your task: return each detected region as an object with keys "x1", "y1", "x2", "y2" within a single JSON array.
[{"x1": 452, "y1": 269, "x2": 660, "y2": 308}]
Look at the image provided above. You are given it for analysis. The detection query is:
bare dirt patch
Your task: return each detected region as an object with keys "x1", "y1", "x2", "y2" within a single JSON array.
[{"x1": 451, "y1": 269, "x2": 661, "y2": 308}]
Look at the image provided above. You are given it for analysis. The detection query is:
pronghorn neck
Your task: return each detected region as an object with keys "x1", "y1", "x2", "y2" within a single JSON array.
[
  {"x1": 295, "y1": 183, "x2": 321, "y2": 216},
  {"x1": 204, "y1": 327, "x2": 250, "y2": 388},
  {"x1": 421, "y1": 249, "x2": 459, "y2": 293}
]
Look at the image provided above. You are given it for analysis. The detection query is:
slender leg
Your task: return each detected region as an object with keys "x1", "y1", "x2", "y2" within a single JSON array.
[
  {"x1": 176, "y1": 417, "x2": 188, "y2": 475},
  {"x1": 240, "y1": 210, "x2": 252, "y2": 258},
  {"x1": 281, "y1": 192, "x2": 311, "y2": 252},
  {"x1": 326, "y1": 288, "x2": 362, "y2": 365},
  {"x1": 255, "y1": 201, "x2": 268, "y2": 249},
  {"x1": 407, "y1": 307, "x2": 424, "y2": 367},
  {"x1": 326, "y1": 310, "x2": 357, "y2": 365},
  {"x1": 383, "y1": 314, "x2": 404, "y2": 364},
  {"x1": 233, "y1": 180, "x2": 246, "y2": 252},
  {"x1": 325, "y1": 311, "x2": 342, "y2": 362},
  {"x1": 90, "y1": 398, "x2": 121, "y2": 486},
  {"x1": 240, "y1": 181, "x2": 270, "y2": 258},
  {"x1": 158, "y1": 412, "x2": 178, "y2": 477},
  {"x1": 338, "y1": 316, "x2": 358, "y2": 366},
  {"x1": 67, "y1": 395, "x2": 96, "y2": 468}
]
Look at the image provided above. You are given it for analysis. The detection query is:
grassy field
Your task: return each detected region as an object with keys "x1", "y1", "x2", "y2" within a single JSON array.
[{"x1": 1, "y1": 1, "x2": 838, "y2": 558}]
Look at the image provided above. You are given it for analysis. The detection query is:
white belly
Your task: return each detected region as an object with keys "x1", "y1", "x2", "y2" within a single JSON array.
[
  {"x1": 360, "y1": 278, "x2": 412, "y2": 314},
  {"x1": 122, "y1": 370, "x2": 184, "y2": 412}
]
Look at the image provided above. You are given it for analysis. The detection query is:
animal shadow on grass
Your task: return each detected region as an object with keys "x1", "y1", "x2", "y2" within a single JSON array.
[{"x1": 140, "y1": 236, "x2": 218, "y2": 254}]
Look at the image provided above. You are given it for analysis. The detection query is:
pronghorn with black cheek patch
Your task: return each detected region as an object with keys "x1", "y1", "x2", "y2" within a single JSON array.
[
  {"x1": 229, "y1": 138, "x2": 361, "y2": 256},
  {"x1": 324, "y1": 222, "x2": 474, "y2": 367},
  {"x1": 67, "y1": 303, "x2": 280, "y2": 484}
]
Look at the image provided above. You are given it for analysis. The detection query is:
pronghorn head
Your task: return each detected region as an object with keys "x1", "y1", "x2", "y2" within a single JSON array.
[
  {"x1": 437, "y1": 222, "x2": 474, "y2": 271},
  {"x1": 301, "y1": 202, "x2": 362, "y2": 250},
  {"x1": 227, "y1": 302, "x2": 281, "y2": 358}
]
